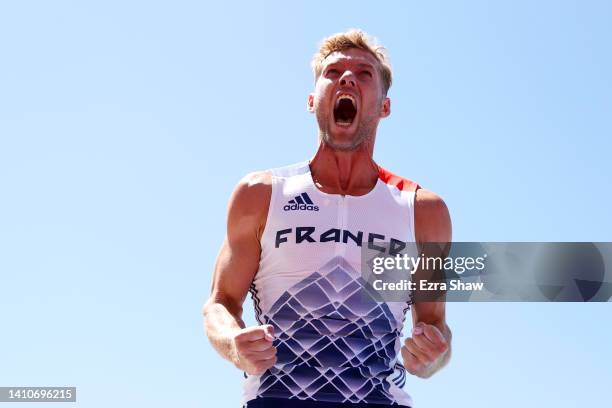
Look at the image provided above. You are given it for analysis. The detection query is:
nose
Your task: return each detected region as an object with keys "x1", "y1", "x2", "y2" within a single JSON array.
[{"x1": 339, "y1": 71, "x2": 356, "y2": 87}]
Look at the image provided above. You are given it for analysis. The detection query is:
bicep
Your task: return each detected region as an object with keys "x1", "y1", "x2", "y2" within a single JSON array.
[
  {"x1": 412, "y1": 189, "x2": 451, "y2": 326},
  {"x1": 209, "y1": 236, "x2": 260, "y2": 316},
  {"x1": 208, "y1": 173, "x2": 271, "y2": 315},
  {"x1": 414, "y1": 189, "x2": 452, "y2": 245}
]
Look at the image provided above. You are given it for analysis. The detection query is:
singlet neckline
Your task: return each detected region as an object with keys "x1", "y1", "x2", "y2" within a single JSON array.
[{"x1": 305, "y1": 161, "x2": 382, "y2": 201}]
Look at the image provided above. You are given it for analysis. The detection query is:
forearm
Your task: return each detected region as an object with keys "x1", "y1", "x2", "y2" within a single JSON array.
[{"x1": 203, "y1": 300, "x2": 245, "y2": 365}]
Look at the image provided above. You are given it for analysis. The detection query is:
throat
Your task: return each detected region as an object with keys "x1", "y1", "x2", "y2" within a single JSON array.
[{"x1": 310, "y1": 158, "x2": 380, "y2": 197}]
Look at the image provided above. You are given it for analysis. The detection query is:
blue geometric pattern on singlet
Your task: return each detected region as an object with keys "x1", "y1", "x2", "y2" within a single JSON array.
[{"x1": 255, "y1": 257, "x2": 404, "y2": 404}]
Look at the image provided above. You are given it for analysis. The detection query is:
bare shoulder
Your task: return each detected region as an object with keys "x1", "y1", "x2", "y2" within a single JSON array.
[
  {"x1": 414, "y1": 188, "x2": 452, "y2": 243},
  {"x1": 228, "y1": 171, "x2": 272, "y2": 240},
  {"x1": 415, "y1": 189, "x2": 448, "y2": 212},
  {"x1": 232, "y1": 171, "x2": 272, "y2": 204}
]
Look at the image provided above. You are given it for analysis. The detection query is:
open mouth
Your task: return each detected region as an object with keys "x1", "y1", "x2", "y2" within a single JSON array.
[{"x1": 333, "y1": 94, "x2": 357, "y2": 127}]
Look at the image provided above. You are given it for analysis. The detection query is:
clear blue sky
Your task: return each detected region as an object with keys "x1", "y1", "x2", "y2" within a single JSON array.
[{"x1": 0, "y1": 1, "x2": 610, "y2": 407}]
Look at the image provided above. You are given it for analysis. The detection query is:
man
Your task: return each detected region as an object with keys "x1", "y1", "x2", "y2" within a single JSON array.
[{"x1": 203, "y1": 29, "x2": 452, "y2": 408}]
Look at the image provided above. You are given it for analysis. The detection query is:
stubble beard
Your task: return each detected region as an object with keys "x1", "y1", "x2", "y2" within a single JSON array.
[{"x1": 317, "y1": 113, "x2": 378, "y2": 152}]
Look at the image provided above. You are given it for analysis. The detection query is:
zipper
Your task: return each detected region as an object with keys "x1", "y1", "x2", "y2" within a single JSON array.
[{"x1": 336, "y1": 195, "x2": 348, "y2": 257}]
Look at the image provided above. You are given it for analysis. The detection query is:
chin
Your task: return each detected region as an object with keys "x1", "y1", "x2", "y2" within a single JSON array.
[{"x1": 323, "y1": 128, "x2": 367, "y2": 151}]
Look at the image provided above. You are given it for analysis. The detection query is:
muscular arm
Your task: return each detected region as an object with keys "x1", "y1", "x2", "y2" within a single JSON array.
[
  {"x1": 402, "y1": 188, "x2": 453, "y2": 379},
  {"x1": 202, "y1": 171, "x2": 276, "y2": 374}
]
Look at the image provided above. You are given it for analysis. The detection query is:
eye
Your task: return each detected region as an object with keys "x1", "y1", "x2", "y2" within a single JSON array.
[
  {"x1": 360, "y1": 70, "x2": 372, "y2": 78},
  {"x1": 326, "y1": 68, "x2": 340, "y2": 77}
]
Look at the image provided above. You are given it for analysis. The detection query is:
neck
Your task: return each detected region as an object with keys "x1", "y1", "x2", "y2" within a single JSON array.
[{"x1": 309, "y1": 137, "x2": 379, "y2": 196}]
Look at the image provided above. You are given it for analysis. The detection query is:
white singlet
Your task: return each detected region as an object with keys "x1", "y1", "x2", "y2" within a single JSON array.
[{"x1": 243, "y1": 160, "x2": 421, "y2": 407}]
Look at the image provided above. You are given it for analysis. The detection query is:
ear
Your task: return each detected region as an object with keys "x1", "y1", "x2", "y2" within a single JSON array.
[
  {"x1": 380, "y1": 96, "x2": 391, "y2": 118},
  {"x1": 307, "y1": 94, "x2": 315, "y2": 113}
]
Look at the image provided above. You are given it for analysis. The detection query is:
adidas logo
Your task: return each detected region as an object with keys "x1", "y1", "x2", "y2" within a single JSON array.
[{"x1": 283, "y1": 192, "x2": 319, "y2": 211}]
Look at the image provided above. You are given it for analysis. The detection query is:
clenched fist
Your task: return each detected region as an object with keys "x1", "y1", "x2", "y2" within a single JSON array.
[
  {"x1": 232, "y1": 324, "x2": 277, "y2": 375},
  {"x1": 401, "y1": 322, "x2": 449, "y2": 378}
]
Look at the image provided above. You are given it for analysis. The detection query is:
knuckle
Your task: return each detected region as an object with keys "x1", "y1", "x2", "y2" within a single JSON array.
[
  {"x1": 234, "y1": 331, "x2": 248, "y2": 343},
  {"x1": 423, "y1": 343, "x2": 435, "y2": 354},
  {"x1": 405, "y1": 362, "x2": 420, "y2": 374},
  {"x1": 401, "y1": 348, "x2": 414, "y2": 361},
  {"x1": 235, "y1": 342, "x2": 249, "y2": 354}
]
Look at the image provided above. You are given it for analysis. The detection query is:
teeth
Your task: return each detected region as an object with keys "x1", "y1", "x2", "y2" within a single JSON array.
[{"x1": 338, "y1": 94, "x2": 356, "y2": 105}]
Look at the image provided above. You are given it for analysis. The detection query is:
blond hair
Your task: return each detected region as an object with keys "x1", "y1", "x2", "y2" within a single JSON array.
[{"x1": 311, "y1": 29, "x2": 392, "y2": 95}]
